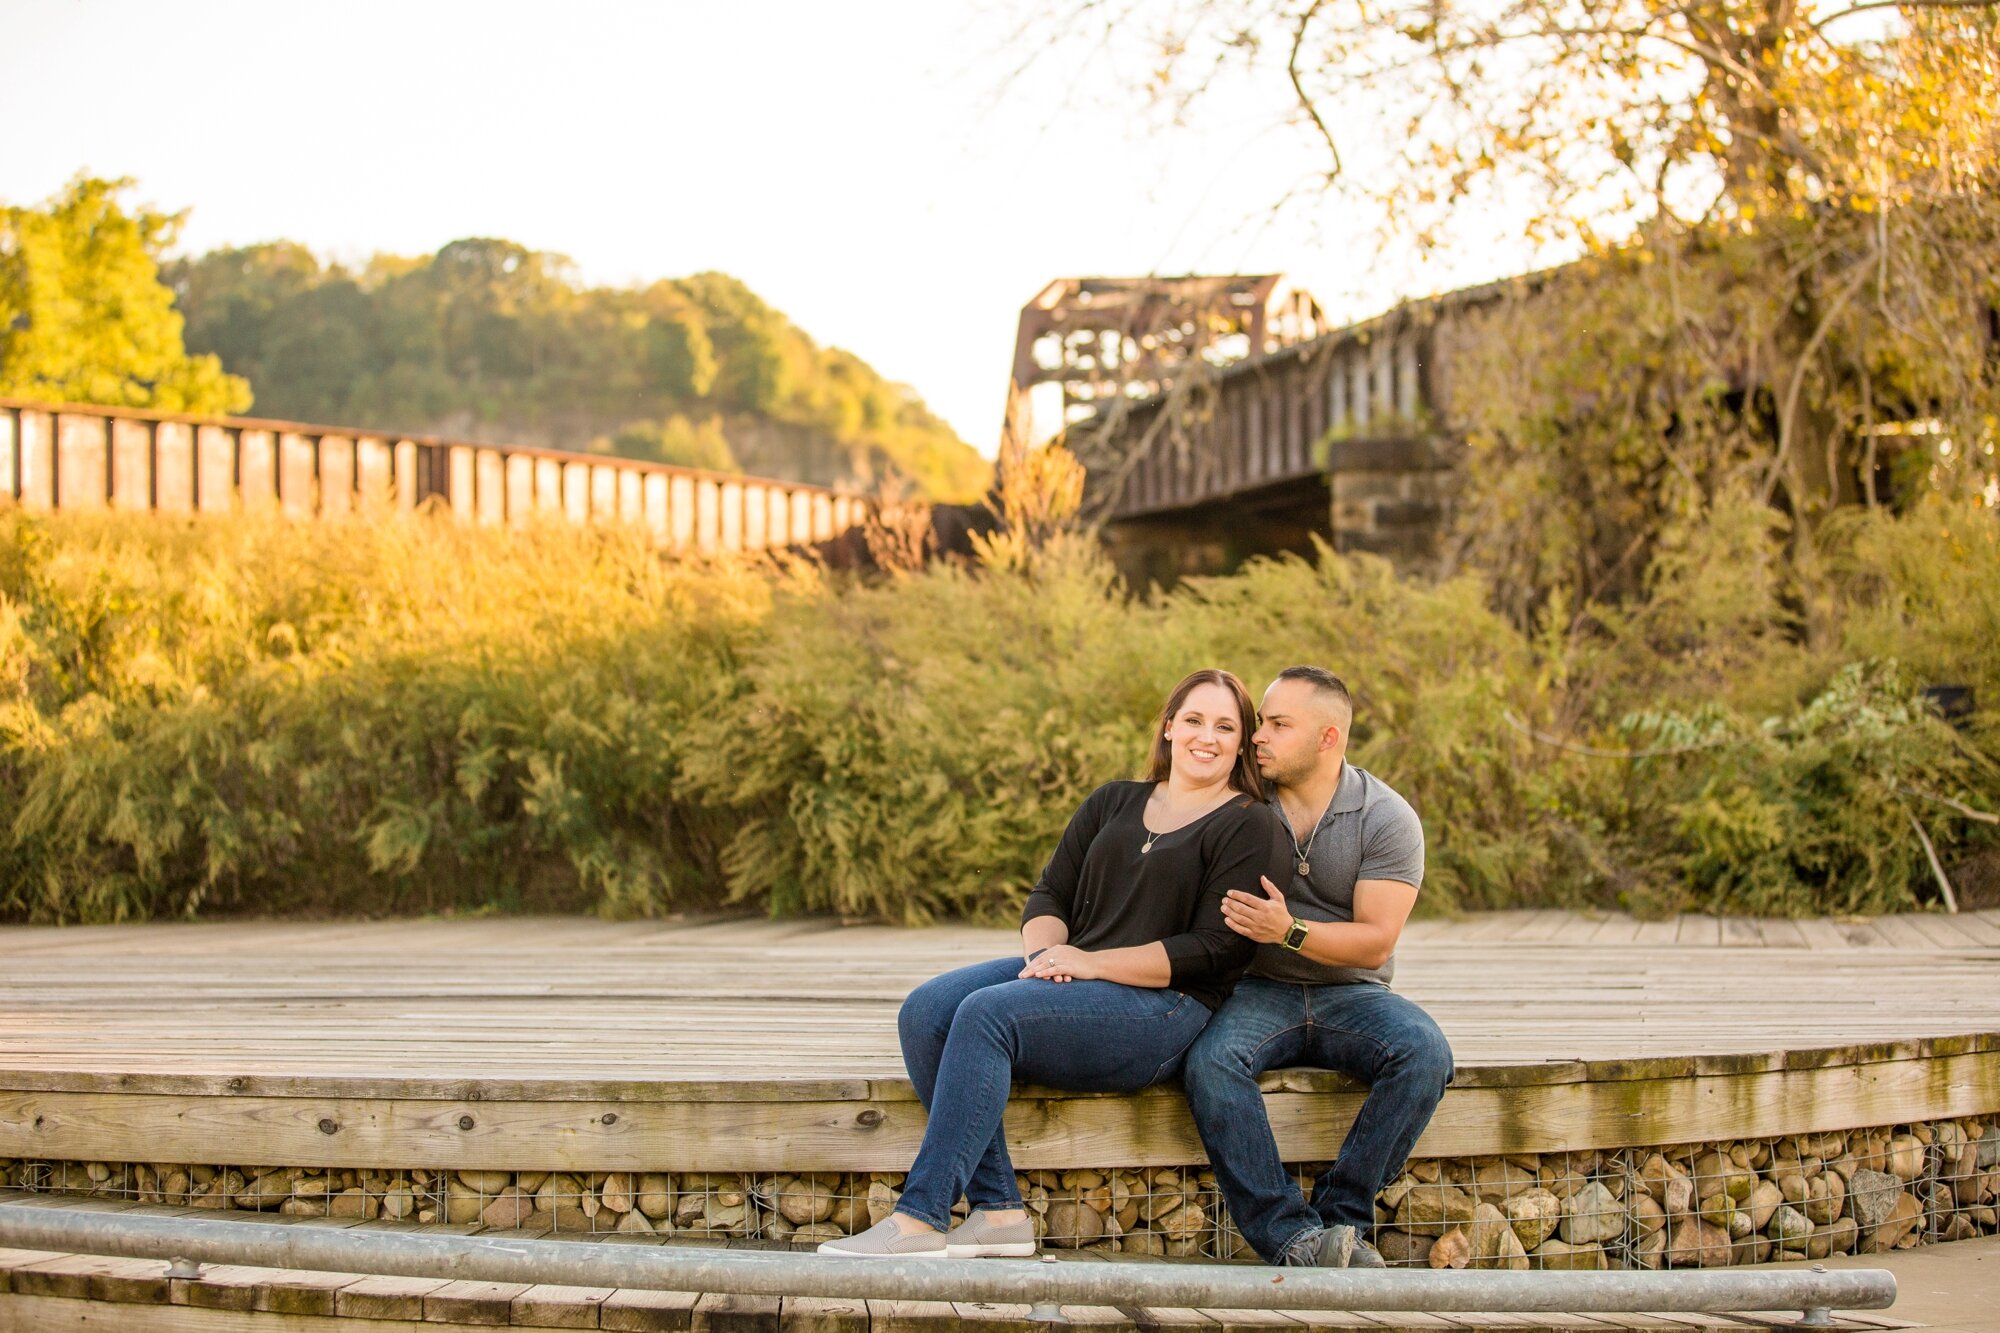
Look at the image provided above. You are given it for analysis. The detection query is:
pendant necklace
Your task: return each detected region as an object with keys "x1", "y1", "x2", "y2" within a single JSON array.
[{"x1": 1285, "y1": 792, "x2": 1337, "y2": 877}]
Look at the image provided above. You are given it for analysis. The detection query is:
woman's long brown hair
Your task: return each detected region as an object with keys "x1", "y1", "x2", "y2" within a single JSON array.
[{"x1": 1142, "y1": 668, "x2": 1265, "y2": 800}]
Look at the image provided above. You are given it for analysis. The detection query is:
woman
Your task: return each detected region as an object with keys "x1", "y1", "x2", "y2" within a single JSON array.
[{"x1": 820, "y1": 668, "x2": 1292, "y2": 1259}]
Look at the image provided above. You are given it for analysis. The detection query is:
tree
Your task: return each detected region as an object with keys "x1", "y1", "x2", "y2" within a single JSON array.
[
  {"x1": 0, "y1": 177, "x2": 250, "y2": 413},
  {"x1": 169, "y1": 239, "x2": 990, "y2": 501}
]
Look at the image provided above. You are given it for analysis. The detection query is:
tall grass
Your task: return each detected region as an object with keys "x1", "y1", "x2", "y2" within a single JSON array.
[{"x1": 1, "y1": 497, "x2": 1993, "y2": 923}]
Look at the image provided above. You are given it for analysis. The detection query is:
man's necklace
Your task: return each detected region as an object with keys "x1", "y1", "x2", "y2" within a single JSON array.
[{"x1": 1283, "y1": 791, "x2": 1337, "y2": 877}]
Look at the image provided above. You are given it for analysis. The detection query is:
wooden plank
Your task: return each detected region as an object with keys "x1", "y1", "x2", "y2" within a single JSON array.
[
  {"x1": 778, "y1": 1294, "x2": 869, "y2": 1333},
  {"x1": 693, "y1": 1290, "x2": 782, "y2": 1332},
  {"x1": 1947, "y1": 910, "x2": 2000, "y2": 946},
  {"x1": 0, "y1": 1290, "x2": 589, "y2": 1331},
  {"x1": 6, "y1": 1042, "x2": 1995, "y2": 1168},
  {"x1": 1718, "y1": 917, "x2": 1765, "y2": 947},
  {"x1": 1675, "y1": 915, "x2": 1721, "y2": 946},
  {"x1": 1868, "y1": 914, "x2": 1938, "y2": 950},
  {"x1": 868, "y1": 1297, "x2": 963, "y2": 1332},
  {"x1": 512, "y1": 1282, "x2": 617, "y2": 1327},
  {"x1": 424, "y1": 1279, "x2": 535, "y2": 1324},
  {"x1": 950, "y1": 1301, "x2": 1047, "y2": 1332},
  {"x1": 335, "y1": 1273, "x2": 453, "y2": 1320},
  {"x1": 0, "y1": 1245, "x2": 69, "y2": 1294},
  {"x1": 1898, "y1": 911, "x2": 1990, "y2": 951},
  {"x1": 600, "y1": 1286, "x2": 702, "y2": 1331},
  {"x1": 9, "y1": 1252, "x2": 168, "y2": 1302}
]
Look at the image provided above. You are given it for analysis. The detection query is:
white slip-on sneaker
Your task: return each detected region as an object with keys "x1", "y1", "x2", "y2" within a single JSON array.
[
  {"x1": 817, "y1": 1217, "x2": 950, "y2": 1259},
  {"x1": 944, "y1": 1210, "x2": 1038, "y2": 1258}
]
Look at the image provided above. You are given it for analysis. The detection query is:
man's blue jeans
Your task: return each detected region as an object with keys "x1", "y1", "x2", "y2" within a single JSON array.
[
  {"x1": 895, "y1": 957, "x2": 1212, "y2": 1232},
  {"x1": 1183, "y1": 977, "x2": 1454, "y2": 1263}
]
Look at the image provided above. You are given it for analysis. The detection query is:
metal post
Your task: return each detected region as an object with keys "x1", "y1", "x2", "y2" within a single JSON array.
[{"x1": 0, "y1": 1202, "x2": 1898, "y2": 1317}]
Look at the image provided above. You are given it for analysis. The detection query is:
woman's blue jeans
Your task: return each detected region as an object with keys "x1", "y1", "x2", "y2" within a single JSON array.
[{"x1": 894, "y1": 957, "x2": 1212, "y2": 1231}]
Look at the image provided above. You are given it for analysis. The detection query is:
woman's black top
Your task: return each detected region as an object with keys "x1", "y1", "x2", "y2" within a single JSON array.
[{"x1": 1020, "y1": 780, "x2": 1293, "y2": 1011}]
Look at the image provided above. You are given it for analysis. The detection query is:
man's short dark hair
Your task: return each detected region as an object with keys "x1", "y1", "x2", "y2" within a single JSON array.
[{"x1": 1275, "y1": 665, "x2": 1353, "y2": 715}]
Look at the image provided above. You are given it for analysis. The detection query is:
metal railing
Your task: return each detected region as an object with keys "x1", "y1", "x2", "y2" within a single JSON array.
[{"x1": 0, "y1": 1200, "x2": 1896, "y2": 1326}]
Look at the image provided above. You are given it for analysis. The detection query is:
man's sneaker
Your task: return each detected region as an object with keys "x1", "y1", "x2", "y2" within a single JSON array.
[
  {"x1": 944, "y1": 1210, "x2": 1038, "y2": 1258},
  {"x1": 817, "y1": 1217, "x2": 949, "y2": 1259},
  {"x1": 1283, "y1": 1223, "x2": 1384, "y2": 1268}
]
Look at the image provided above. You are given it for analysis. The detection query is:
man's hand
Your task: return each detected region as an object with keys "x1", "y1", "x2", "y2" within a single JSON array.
[
  {"x1": 1221, "y1": 877, "x2": 1294, "y2": 945},
  {"x1": 1019, "y1": 944, "x2": 1100, "y2": 982}
]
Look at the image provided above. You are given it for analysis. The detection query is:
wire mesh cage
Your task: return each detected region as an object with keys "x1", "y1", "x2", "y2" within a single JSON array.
[{"x1": 4, "y1": 1114, "x2": 1994, "y2": 1268}]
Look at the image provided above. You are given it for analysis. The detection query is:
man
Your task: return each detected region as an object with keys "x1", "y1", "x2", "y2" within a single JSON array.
[{"x1": 1183, "y1": 665, "x2": 1454, "y2": 1269}]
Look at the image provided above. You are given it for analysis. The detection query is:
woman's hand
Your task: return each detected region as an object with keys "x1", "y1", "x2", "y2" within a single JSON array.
[
  {"x1": 1019, "y1": 944, "x2": 1101, "y2": 982},
  {"x1": 1221, "y1": 877, "x2": 1293, "y2": 945}
]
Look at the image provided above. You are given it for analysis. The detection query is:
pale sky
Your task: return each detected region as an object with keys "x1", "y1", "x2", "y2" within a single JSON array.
[{"x1": 2, "y1": 0, "x2": 1551, "y2": 453}]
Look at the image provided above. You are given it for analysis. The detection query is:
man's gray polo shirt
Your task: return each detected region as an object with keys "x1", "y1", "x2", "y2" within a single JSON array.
[{"x1": 1250, "y1": 762, "x2": 1424, "y2": 987}]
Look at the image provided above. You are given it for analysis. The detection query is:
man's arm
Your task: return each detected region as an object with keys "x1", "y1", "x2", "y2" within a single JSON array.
[{"x1": 1219, "y1": 877, "x2": 1419, "y2": 971}]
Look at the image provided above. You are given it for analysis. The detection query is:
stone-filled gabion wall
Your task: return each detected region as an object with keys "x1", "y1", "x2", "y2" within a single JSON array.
[{"x1": 4, "y1": 1115, "x2": 1993, "y2": 1268}]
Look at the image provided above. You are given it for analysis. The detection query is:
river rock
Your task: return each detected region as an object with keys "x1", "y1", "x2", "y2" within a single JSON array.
[
  {"x1": 1767, "y1": 1204, "x2": 1813, "y2": 1246},
  {"x1": 1862, "y1": 1192, "x2": 1923, "y2": 1251},
  {"x1": 1044, "y1": 1199, "x2": 1106, "y2": 1247},
  {"x1": 1633, "y1": 1226, "x2": 1666, "y2": 1269},
  {"x1": 1559, "y1": 1182, "x2": 1625, "y2": 1245},
  {"x1": 1471, "y1": 1160, "x2": 1535, "y2": 1202},
  {"x1": 636, "y1": 1173, "x2": 673, "y2": 1219},
  {"x1": 279, "y1": 1197, "x2": 329, "y2": 1218},
  {"x1": 234, "y1": 1171, "x2": 296, "y2": 1210},
  {"x1": 1119, "y1": 1229, "x2": 1166, "y2": 1255},
  {"x1": 599, "y1": 1172, "x2": 633, "y2": 1213},
  {"x1": 1694, "y1": 1151, "x2": 1755, "y2": 1202},
  {"x1": 1468, "y1": 1203, "x2": 1530, "y2": 1270},
  {"x1": 458, "y1": 1169, "x2": 513, "y2": 1194},
  {"x1": 1887, "y1": 1135, "x2": 1926, "y2": 1183},
  {"x1": 1805, "y1": 1171, "x2": 1844, "y2": 1225},
  {"x1": 1159, "y1": 1200, "x2": 1206, "y2": 1242},
  {"x1": 1848, "y1": 1170, "x2": 1904, "y2": 1231},
  {"x1": 1746, "y1": 1179, "x2": 1783, "y2": 1230},
  {"x1": 1377, "y1": 1228, "x2": 1433, "y2": 1265},
  {"x1": 193, "y1": 1170, "x2": 248, "y2": 1210},
  {"x1": 777, "y1": 1176, "x2": 836, "y2": 1225},
  {"x1": 1532, "y1": 1239, "x2": 1606, "y2": 1270},
  {"x1": 1630, "y1": 1191, "x2": 1666, "y2": 1235},
  {"x1": 1505, "y1": 1188, "x2": 1563, "y2": 1250},
  {"x1": 329, "y1": 1188, "x2": 377, "y2": 1220},
  {"x1": 615, "y1": 1207, "x2": 655, "y2": 1235},
  {"x1": 1639, "y1": 1154, "x2": 1693, "y2": 1214},
  {"x1": 1399, "y1": 1183, "x2": 1475, "y2": 1235},
  {"x1": 1666, "y1": 1218, "x2": 1732, "y2": 1268},
  {"x1": 381, "y1": 1186, "x2": 416, "y2": 1220},
  {"x1": 481, "y1": 1188, "x2": 535, "y2": 1230}
]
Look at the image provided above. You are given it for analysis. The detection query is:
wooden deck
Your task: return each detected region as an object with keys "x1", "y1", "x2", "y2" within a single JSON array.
[{"x1": 3, "y1": 910, "x2": 1998, "y2": 1172}]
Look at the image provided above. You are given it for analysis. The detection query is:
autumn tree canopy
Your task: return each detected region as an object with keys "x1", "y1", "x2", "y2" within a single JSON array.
[{"x1": 1032, "y1": 2, "x2": 1999, "y2": 623}]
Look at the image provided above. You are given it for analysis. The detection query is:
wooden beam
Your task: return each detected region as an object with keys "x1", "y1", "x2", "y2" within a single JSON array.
[{"x1": 4, "y1": 1046, "x2": 1990, "y2": 1174}]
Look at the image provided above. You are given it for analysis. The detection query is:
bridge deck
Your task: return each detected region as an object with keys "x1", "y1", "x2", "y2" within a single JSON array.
[
  {"x1": 2, "y1": 910, "x2": 1997, "y2": 1176},
  {"x1": 4, "y1": 909, "x2": 1998, "y2": 1088}
]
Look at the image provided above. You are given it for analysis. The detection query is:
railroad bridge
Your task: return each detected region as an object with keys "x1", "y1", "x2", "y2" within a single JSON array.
[
  {"x1": 0, "y1": 399, "x2": 861, "y2": 552},
  {"x1": 1007, "y1": 276, "x2": 1497, "y2": 584}
]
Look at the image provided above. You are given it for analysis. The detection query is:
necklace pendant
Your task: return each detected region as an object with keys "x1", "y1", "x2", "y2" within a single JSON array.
[
  {"x1": 1297, "y1": 860, "x2": 1311, "y2": 877},
  {"x1": 1142, "y1": 838, "x2": 1155, "y2": 854}
]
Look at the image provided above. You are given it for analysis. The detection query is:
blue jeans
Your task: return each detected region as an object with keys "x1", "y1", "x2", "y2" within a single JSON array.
[
  {"x1": 1182, "y1": 977, "x2": 1454, "y2": 1263},
  {"x1": 895, "y1": 957, "x2": 1212, "y2": 1231}
]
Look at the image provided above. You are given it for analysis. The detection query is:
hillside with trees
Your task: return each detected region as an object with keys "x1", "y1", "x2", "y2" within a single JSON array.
[{"x1": 163, "y1": 236, "x2": 988, "y2": 500}]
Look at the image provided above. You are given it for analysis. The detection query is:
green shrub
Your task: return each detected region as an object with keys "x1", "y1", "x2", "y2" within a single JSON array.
[{"x1": 1, "y1": 497, "x2": 1993, "y2": 924}]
